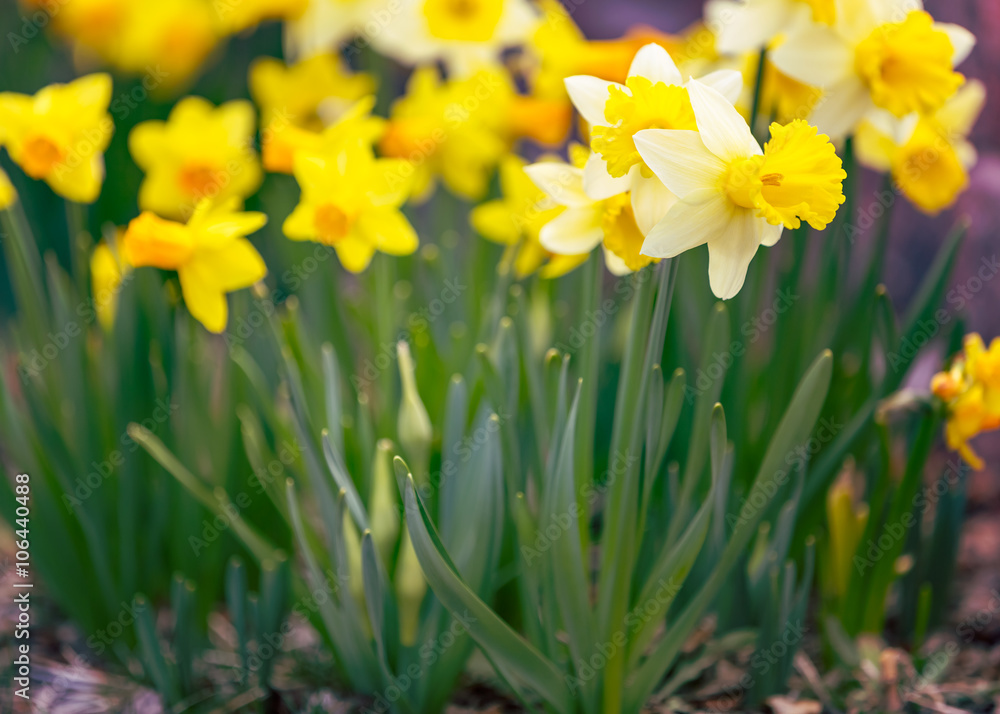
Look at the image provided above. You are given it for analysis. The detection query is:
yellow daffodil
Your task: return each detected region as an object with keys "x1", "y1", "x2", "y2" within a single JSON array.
[
  {"x1": 525, "y1": 146, "x2": 656, "y2": 275},
  {"x1": 0, "y1": 73, "x2": 113, "y2": 203},
  {"x1": 371, "y1": 0, "x2": 538, "y2": 77},
  {"x1": 283, "y1": 0, "x2": 389, "y2": 60},
  {"x1": 249, "y1": 54, "x2": 376, "y2": 132},
  {"x1": 283, "y1": 142, "x2": 418, "y2": 273},
  {"x1": 770, "y1": 0, "x2": 974, "y2": 139},
  {"x1": 379, "y1": 67, "x2": 510, "y2": 201},
  {"x1": 635, "y1": 79, "x2": 845, "y2": 298},
  {"x1": 261, "y1": 96, "x2": 386, "y2": 174},
  {"x1": 130, "y1": 97, "x2": 263, "y2": 220},
  {"x1": 855, "y1": 80, "x2": 985, "y2": 214},
  {"x1": 706, "y1": 0, "x2": 835, "y2": 54},
  {"x1": 122, "y1": 199, "x2": 267, "y2": 333},
  {"x1": 932, "y1": 333, "x2": 1000, "y2": 470},
  {"x1": 565, "y1": 43, "x2": 742, "y2": 238},
  {"x1": 471, "y1": 155, "x2": 587, "y2": 278},
  {"x1": 90, "y1": 239, "x2": 132, "y2": 330},
  {"x1": 0, "y1": 168, "x2": 17, "y2": 210},
  {"x1": 213, "y1": 0, "x2": 309, "y2": 34}
]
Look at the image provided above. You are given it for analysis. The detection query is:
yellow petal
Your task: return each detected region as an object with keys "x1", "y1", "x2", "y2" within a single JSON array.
[
  {"x1": 179, "y1": 266, "x2": 228, "y2": 333},
  {"x1": 471, "y1": 199, "x2": 520, "y2": 245},
  {"x1": 335, "y1": 234, "x2": 377, "y2": 273},
  {"x1": 188, "y1": 239, "x2": 267, "y2": 292},
  {"x1": 355, "y1": 208, "x2": 419, "y2": 256}
]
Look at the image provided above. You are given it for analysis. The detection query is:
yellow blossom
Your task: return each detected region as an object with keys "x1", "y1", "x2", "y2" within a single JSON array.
[
  {"x1": 90, "y1": 239, "x2": 132, "y2": 330},
  {"x1": 0, "y1": 73, "x2": 113, "y2": 203},
  {"x1": 855, "y1": 81, "x2": 985, "y2": 214},
  {"x1": 379, "y1": 67, "x2": 510, "y2": 201},
  {"x1": 932, "y1": 333, "x2": 1000, "y2": 470},
  {"x1": 122, "y1": 199, "x2": 267, "y2": 333},
  {"x1": 248, "y1": 54, "x2": 376, "y2": 132},
  {"x1": 129, "y1": 97, "x2": 263, "y2": 220},
  {"x1": 471, "y1": 155, "x2": 587, "y2": 278},
  {"x1": 283, "y1": 142, "x2": 418, "y2": 273}
]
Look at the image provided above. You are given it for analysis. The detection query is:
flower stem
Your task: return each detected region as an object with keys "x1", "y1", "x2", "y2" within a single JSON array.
[{"x1": 749, "y1": 47, "x2": 768, "y2": 139}]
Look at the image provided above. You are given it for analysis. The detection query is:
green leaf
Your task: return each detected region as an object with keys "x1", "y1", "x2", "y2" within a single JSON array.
[{"x1": 403, "y1": 475, "x2": 574, "y2": 713}]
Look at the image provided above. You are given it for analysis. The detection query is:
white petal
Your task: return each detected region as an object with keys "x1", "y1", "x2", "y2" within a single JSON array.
[
  {"x1": 809, "y1": 75, "x2": 872, "y2": 141},
  {"x1": 630, "y1": 175, "x2": 677, "y2": 236},
  {"x1": 525, "y1": 163, "x2": 592, "y2": 207},
  {"x1": 707, "y1": 209, "x2": 764, "y2": 299},
  {"x1": 769, "y1": 23, "x2": 854, "y2": 87},
  {"x1": 634, "y1": 129, "x2": 727, "y2": 198},
  {"x1": 686, "y1": 79, "x2": 761, "y2": 162},
  {"x1": 602, "y1": 245, "x2": 633, "y2": 276},
  {"x1": 698, "y1": 69, "x2": 743, "y2": 105},
  {"x1": 628, "y1": 43, "x2": 683, "y2": 85},
  {"x1": 539, "y1": 206, "x2": 605, "y2": 254},
  {"x1": 564, "y1": 75, "x2": 619, "y2": 127},
  {"x1": 706, "y1": 0, "x2": 795, "y2": 54},
  {"x1": 760, "y1": 222, "x2": 783, "y2": 247},
  {"x1": 582, "y1": 152, "x2": 631, "y2": 200},
  {"x1": 640, "y1": 188, "x2": 731, "y2": 259},
  {"x1": 936, "y1": 23, "x2": 975, "y2": 66}
]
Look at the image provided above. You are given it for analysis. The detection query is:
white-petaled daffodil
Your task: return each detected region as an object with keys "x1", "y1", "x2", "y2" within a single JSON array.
[
  {"x1": 564, "y1": 43, "x2": 743, "y2": 239},
  {"x1": 706, "y1": 0, "x2": 835, "y2": 55},
  {"x1": 769, "y1": 0, "x2": 975, "y2": 139},
  {"x1": 635, "y1": 79, "x2": 845, "y2": 299}
]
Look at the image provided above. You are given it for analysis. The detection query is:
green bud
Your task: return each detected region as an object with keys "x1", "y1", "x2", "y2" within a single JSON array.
[
  {"x1": 397, "y1": 340, "x2": 432, "y2": 478},
  {"x1": 394, "y1": 525, "x2": 427, "y2": 647},
  {"x1": 369, "y1": 439, "x2": 399, "y2": 566}
]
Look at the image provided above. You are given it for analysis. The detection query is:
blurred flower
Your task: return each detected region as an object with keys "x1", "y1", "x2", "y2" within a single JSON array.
[
  {"x1": 90, "y1": 239, "x2": 132, "y2": 330},
  {"x1": 528, "y1": 0, "x2": 684, "y2": 96},
  {"x1": 0, "y1": 73, "x2": 113, "y2": 203},
  {"x1": 0, "y1": 168, "x2": 17, "y2": 210},
  {"x1": 706, "y1": 0, "x2": 835, "y2": 55},
  {"x1": 379, "y1": 67, "x2": 510, "y2": 201},
  {"x1": 283, "y1": 142, "x2": 418, "y2": 272},
  {"x1": 371, "y1": 0, "x2": 538, "y2": 76},
  {"x1": 213, "y1": 0, "x2": 309, "y2": 33},
  {"x1": 471, "y1": 154, "x2": 587, "y2": 278},
  {"x1": 122, "y1": 199, "x2": 267, "y2": 333},
  {"x1": 932, "y1": 333, "x2": 1000, "y2": 470},
  {"x1": 635, "y1": 79, "x2": 844, "y2": 299},
  {"x1": 283, "y1": 0, "x2": 388, "y2": 60},
  {"x1": 525, "y1": 146, "x2": 655, "y2": 275},
  {"x1": 770, "y1": 2, "x2": 974, "y2": 139},
  {"x1": 855, "y1": 80, "x2": 985, "y2": 214},
  {"x1": 129, "y1": 97, "x2": 263, "y2": 220},
  {"x1": 565, "y1": 43, "x2": 742, "y2": 238},
  {"x1": 36, "y1": 0, "x2": 220, "y2": 87},
  {"x1": 248, "y1": 53, "x2": 376, "y2": 132},
  {"x1": 261, "y1": 95, "x2": 386, "y2": 174}
]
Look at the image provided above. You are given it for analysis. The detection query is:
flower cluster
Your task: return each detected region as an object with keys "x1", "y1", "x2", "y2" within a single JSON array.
[{"x1": 932, "y1": 334, "x2": 1000, "y2": 470}]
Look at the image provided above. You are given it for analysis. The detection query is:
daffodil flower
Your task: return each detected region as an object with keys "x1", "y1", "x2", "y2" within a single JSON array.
[
  {"x1": 635, "y1": 79, "x2": 845, "y2": 299},
  {"x1": 564, "y1": 43, "x2": 743, "y2": 238},
  {"x1": 706, "y1": 0, "x2": 835, "y2": 55},
  {"x1": 525, "y1": 149, "x2": 655, "y2": 275},
  {"x1": 379, "y1": 67, "x2": 510, "y2": 201},
  {"x1": 283, "y1": 142, "x2": 418, "y2": 273},
  {"x1": 769, "y1": 0, "x2": 974, "y2": 139},
  {"x1": 371, "y1": 0, "x2": 538, "y2": 77},
  {"x1": 932, "y1": 333, "x2": 1000, "y2": 470},
  {"x1": 122, "y1": 199, "x2": 268, "y2": 333},
  {"x1": 471, "y1": 155, "x2": 588, "y2": 278},
  {"x1": 855, "y1": 80, "x2": 985, "y2": 214},
  {"x1": 129, "y1": 97, "x2": 263, "y2": 220},
  {"x1": 249, "y1": 54, "x2": 376, "y2": 133},
  {"x1": 213, "y1": 0, "x2": 309, "y2": 34},
  {"x1": 0, "y1": 73, "x2": 113, "y2": 203}
]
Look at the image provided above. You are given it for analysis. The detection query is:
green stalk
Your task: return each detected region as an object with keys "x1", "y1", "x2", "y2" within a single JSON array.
[
  {"x1": 1, "y1": 202, "x2": 49, "y2": 340},
  {"x1": 65, "y1": 200, "x2": 91, "y2": 294},
  {"x1": 749, "y1": 48, "x2": 768, "y2": 139},
  {"x1": 574, "y1": 250, "x2": 602, "y2": 551},
  {"x1": 372, "y1": 253, "x2": 397, "y2": 437}
]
